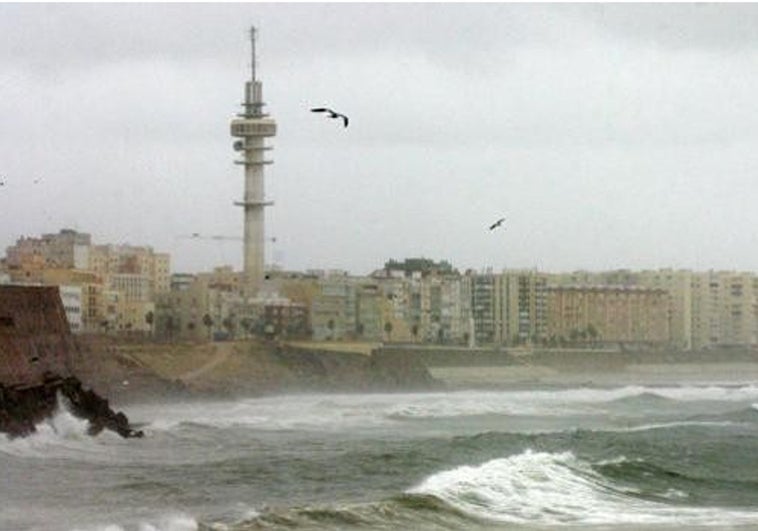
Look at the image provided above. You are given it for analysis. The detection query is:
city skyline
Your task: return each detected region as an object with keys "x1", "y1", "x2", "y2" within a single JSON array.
[{"x1": 4, "y1": 4, "x2": 758, "y2": 275}]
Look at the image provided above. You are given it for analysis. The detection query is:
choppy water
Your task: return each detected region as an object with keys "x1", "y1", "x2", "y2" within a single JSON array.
[{"x1": 4, "y1": 378, "x2": 758, "y2": 530}]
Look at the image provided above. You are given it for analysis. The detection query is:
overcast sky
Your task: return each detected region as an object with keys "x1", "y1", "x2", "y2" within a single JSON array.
[{"x1": 3, "y1": 3, "x2": 758, "y2": 275}]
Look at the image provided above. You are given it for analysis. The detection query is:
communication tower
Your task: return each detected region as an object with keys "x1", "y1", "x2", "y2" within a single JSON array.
[{"x1": 230, "y1": 26, "x2": 277, "y2": 299}]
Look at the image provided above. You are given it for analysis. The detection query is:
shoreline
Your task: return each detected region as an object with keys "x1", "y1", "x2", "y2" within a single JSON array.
[
  {"x1": 67, "y1": 337, "x2": 758, "y2": 405},
  {"x1": 430, "y1": 361, "x2": 758, "y2": 389}
]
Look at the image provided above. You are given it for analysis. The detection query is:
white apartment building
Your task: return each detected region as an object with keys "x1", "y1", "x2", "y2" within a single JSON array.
[{"x1": 58, "y1": 285, "x2": 83, "y2": 333}]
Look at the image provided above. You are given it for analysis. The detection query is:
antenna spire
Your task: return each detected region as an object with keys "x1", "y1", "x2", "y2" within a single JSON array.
[{"x1": 250, "y1": 26, "x2": 257, "y2": 83}]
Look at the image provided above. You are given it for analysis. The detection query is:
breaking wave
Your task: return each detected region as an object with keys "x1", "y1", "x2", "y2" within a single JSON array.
[
  {"x1": 406, "y1": 449, "x2": 758, "y2": 526},
  {"x1": 69, "y1": 513, "x2": 198, "y2": 531},
  {"x1": 0, "y1": 396, "x2": 128, "y2": 462}
]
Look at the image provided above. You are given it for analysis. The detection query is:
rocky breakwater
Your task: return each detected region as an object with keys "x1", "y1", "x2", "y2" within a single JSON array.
[{"x1": 0, "y1": 377, "x2": 143, "y2": 439}]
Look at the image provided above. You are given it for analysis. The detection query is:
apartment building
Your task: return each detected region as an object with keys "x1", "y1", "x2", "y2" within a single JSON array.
[
  {"x1": 467, "y1": 271, "x2": 500, "y2": 345},
  {"x1": 690, "y1": 271, "x2": 758, "y2": 349},
  {"x1": 501, "y1": 270, "x2": 549, "y2": 346},
  {"x1": 89, "y1": 244, "x2": 170, "y2": 296},
  {"x1": 58, "y1": 285, "x2": 83, "y2": 333},
  {"x1": 108, "y1": 273, "x2": 154, "y2": 333},
  {"x1": 422, "y1": 275, "x2": 471, "y2": 344},
  {"x1": 155, "y1": 275, "x2": 210, "y2": 341},
  {"x1": 546, "y1": 285, "x2": 670, "y2": 347},
  {"x1": 6, "y1": 229, "x2": 91, "y2": 270},
  {"x1": 634, "y1": 269, "x2": 693, "y2": 350},
  {"x1": 310, "y1": 274, "x2": 357, "y2": 341},
  {"x1": 355, "y1": 281, "x2": 384, "y2": 341}
]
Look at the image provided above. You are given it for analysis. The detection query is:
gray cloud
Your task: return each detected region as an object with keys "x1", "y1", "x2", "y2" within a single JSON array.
[{"x1": 3, "y1": 4, "x2": 758, "y2": 275}]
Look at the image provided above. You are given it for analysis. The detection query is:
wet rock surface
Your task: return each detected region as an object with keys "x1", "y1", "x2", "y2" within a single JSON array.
[{"x1": 0, "y1": 376, "x2": 143, "y2": 439}]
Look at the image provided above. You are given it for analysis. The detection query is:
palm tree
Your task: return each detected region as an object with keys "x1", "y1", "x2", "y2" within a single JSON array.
[
  {"x1": 411, "y1": 323, "x2": 419, "y2": 343},
  {"x1": 240, "y1": 318, "x2": 251, "y2": 339},
  {"x1": 202, "y1": 313, "x2": 213, "y2": 341},
  {"x1": 383, "y1": 321, "x2": 393, "y2": 342},
  {"x1": 222, "y1": 316, "x2": 236, "y2": 339},
  {"x1": 586, "y1": 324, "x2": 599, "y2": 347},
  {"x1": 144, "y1": 311, "x2": 154, "y2": 337}
]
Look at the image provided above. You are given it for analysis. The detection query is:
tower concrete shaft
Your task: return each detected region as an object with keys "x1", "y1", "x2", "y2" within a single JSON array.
[{"x1": 230, "y1": 27, "x2": 277, "y2": 299}]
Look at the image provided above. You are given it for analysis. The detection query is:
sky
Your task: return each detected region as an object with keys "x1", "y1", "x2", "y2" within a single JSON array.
[{"x1": 3, "y1": 3, "x2": 758, "y2": 276}]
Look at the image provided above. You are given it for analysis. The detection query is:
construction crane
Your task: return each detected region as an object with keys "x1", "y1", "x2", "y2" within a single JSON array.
[
  {"x1": 178, "y1": 233, "x2": 277, "y2": 243},
  {"x1": 178, "y1": 233, "x2": 281, "y2": 270}
]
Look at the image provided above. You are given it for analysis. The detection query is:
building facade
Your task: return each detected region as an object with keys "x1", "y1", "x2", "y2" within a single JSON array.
[{"x1": 546, "y1": 285, "x2": 670, "y2": 347}]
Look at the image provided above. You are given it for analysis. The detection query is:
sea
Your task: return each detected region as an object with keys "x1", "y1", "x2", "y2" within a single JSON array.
[{"x1": 4, "y1": 371, "x2": 758, "y2": 530}]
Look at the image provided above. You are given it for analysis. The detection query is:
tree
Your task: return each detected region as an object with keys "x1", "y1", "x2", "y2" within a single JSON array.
[
  {"x1": 383, "y1": 321, "x2": 393, "y2": 342},
  {"x1": 411, "y1": 323, "x2": 419, "y2": 343},
  {"x1": 144, "y1": 311, "x2": 154, "y2": 337},
  {"x1": 222, "y1": 316, "x2": 236, "y2": 339},
  {"x1": 202, "y1": 314, "x2": 213, "y2": 340},
  {"x1": 165, "y1": 315, "x2": 176, "y2": 341},
  {"x1": 586, "y1": 324, "x2": 599, "y2": 347},
  {"x1": 240, "y1": 318, "x2": 252, "y2": 339}
]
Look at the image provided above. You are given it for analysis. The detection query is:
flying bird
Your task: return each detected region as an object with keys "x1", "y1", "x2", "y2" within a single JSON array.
[
  {"x1": 489, "y1": 217, "x2": 506, "y2": 231},
  {"x1": 311, "y1": 107, "x2": 349, "y2": 128}
]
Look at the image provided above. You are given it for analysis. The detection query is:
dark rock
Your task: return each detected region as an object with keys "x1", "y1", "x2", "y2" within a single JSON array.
[{"x1": 0, "y1": 376, "x2": 143, "y2": 439}]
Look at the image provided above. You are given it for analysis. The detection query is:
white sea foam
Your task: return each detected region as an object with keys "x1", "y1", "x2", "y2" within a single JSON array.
[
  {"x1": 408, "y1": 449, "x2": 758, "y2": 526},
  {"x1": 643, "y1": 384, "x2": 758, "y2": 403},
  {"x1": 0, "y1": 397, "x2": 126, "y2": 461},
  {"x1": 69, "y1": 513, "x2": 198, "y2": 531},
  {"x1": 619, "y1": 420, "x2": 737, "y2": 432},
  {"x1": 137, "y1": 394, "x2": 408, "y2": 433},
  {"x1": 130, "y1": 384, "x2": 758, "y2": 435}
]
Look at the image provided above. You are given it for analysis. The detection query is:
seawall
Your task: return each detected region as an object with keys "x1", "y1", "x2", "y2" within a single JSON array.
[{"x1": 83, "y1": 339, "x2": 442, "y2": 400}]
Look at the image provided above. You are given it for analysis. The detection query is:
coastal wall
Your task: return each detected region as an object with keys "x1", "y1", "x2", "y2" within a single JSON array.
[
  {"x1": 77, "y1": 339, "x2": 442, "y2": 400},
  {"x1": 0, "y1": 286, "x2": 74, "y2": 388},
  {"x1": 379, "y1": 344, "x2": 758, "y2": 368},
  {"x1": 0, "y1": 286, "x2": 143, "y2": 438}
]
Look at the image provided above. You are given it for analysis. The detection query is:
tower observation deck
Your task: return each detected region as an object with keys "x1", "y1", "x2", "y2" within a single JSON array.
[{"x1": 230, "y1": 26, "x2": 277, "y2": 299}]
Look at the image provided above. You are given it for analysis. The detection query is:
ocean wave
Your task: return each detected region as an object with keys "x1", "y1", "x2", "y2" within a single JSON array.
[
  {"x1": 69, "y1": 513, "x2": 198, "y2": 531},
  {"x1": 618, "y1": 420, "x2": 738, "y2": 433},
  {"x1": 683, "y1": 404, "x2": 758, "y2": 425},
  {"x1": 406, "y1": 449, "x2": 758, "y2": 526},
  {"x1": 0, "y1": 397, "x2": 124, "y2": 460},
  {"x1": 385, "y1": 385, "x2": 758, "y2": 420},
  {"x1": 222, "y1": 495, "x2": 478, "y2": 531},
  {"x1": 138, "y1": 396, "x2": 394, "y2": 434},
  {"x1": 642, "y1": 384, "x2": 758, "y2": 402},
  {"x1": 127, "y1": 385, "x2": 758, "y2": 436},
  {"x1": 608, "y1": 390, "x2": 675, "y2": 406},
  {"x1": 383, "y1": 387, "x2": 650, "y2": 420}
]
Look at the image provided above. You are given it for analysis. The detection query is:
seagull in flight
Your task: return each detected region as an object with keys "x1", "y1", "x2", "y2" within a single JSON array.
[
  {"x1": 489, "y1": 217, "x2": 506, "y2": 231},
  {"x1": 311, "y1": 107, "x2": 349, "y2": 128}
]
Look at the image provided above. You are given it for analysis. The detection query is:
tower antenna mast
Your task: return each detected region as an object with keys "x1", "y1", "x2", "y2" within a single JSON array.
[{"x1": 250, "y1": 26, "x2": 256, "y2": 83}]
